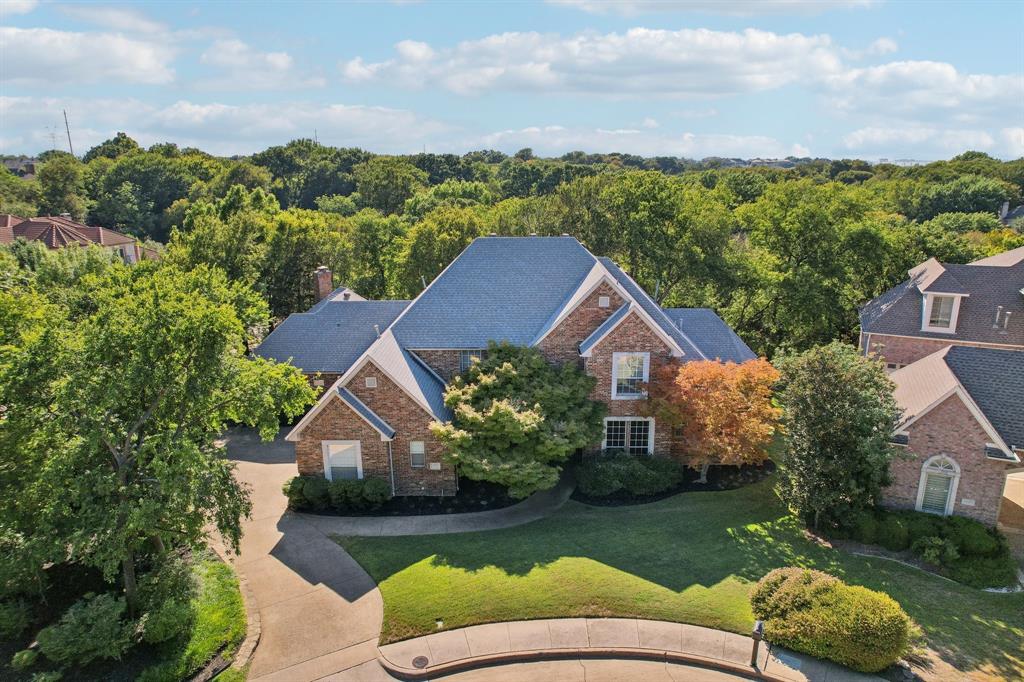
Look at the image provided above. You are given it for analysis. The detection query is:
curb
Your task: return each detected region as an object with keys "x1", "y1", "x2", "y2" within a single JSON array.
[
  {"x1": 376, "y1": 646, "x2": 790, "y2": 681},
  {"x1": 209, "y1": 539, "x2": 262, "y2": 671}
]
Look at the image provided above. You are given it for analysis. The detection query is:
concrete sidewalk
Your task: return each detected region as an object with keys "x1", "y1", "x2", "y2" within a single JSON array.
[
  {"x1": 299, "y1": 471, "x2": 575, "y2": 538},
  {"x1": 377, "y1": 618, "x2": 880, "y2": 682}
]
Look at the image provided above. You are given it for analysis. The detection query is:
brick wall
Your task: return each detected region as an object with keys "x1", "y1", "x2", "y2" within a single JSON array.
[
  {"x1": 411, "y1": 350, "x2": 463, "y2": 382},
  {"x1": 881, "y1": 393, "x2": 1013, "y2": 525},
  {"x1": 584, "y1": 310, "x2": 674, "y2": 455},
  {"x1": 863, "y1": 333, "x2": 1022, "y2": 367},
  {"x1": 294, "y1": 360, "x2": 457, "y2": 496},
  {"x1": 537, "y1": 282, "x2": 625, "y2": 365},
  {"x1": 305, "y1": 372, "x2": 342, "y2": 393}
]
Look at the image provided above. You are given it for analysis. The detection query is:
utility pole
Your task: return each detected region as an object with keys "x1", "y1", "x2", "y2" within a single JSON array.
[{"x1": 63, "y1": 109, "x2": 74, "y2": 156}]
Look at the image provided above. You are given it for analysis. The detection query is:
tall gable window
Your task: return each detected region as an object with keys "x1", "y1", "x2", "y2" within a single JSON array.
[
  {"x1": 612, "y1": 352, "x2": 649, "y2": 399},
  {"x1": 460, "y1": 349, "x2": 486, "y2": 373},
  {"x1": 916, "y1": 455, "x2": 960, "y2": 515},
  {"x1": 922, "y1": 294, "x2": 961, "y2": 333}
]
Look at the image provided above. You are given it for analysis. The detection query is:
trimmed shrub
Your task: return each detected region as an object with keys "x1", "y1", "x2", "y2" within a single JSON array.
[
  {"x1": 911, "y1": 536, "x2": 959, "y2": 566},
  {"x1": 36, "y1": 593, "x2": 134, "y2": 666},
  {"x1": 302, "y1": 477, "x2": 331, "y2": 510},
  {"x1": 0, "y1": 599, "x2": 30, "y2": 638},
  {"x1": 877, "y1": 514, "x2": 910, "y2": 552},
  {"x1": 11, "y1": 649, "x2": 38, "y2": 671},
  {"x1": 577, "y1": 453, "x2": 684, "y2": 498},
  {"x1": 897, "y1": 511, "x2": 942, "y2": 546},
  {"x1": 942, "y1": 515, "x2": 1001, "y2": 557},
  {"x1": 329, "y1": 479, "x2": 364, "y2": 510},
  {"x1": 362, "y1": 478, "x2": 392, "y2": 508},
  {"x1": 282, "y1": 477, "x2": 306, "y2": 509},
  {"x1": 751, "y1": 568, "x2": 912, "y2": 673},
  {"x1": 851, "y1": 512, "x2": 878, "y2": 545},
  {"x1": 946, "y1": 553, "x2": 1019, "y2": 589}
]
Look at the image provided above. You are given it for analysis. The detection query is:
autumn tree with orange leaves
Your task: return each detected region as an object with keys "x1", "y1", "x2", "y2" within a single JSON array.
[{"x1": 648, "y1": 359, "x2": 781, "y2": 482}]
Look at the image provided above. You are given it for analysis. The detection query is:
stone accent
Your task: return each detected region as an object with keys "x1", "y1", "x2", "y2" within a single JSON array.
[
  {"x1": 537, "y1": 282, "x2": 625, "y2": 366},
  {"x1": 881, "y1": 392, "x2": 1013, "y2": 525},
  {"x1": 411, "y1": 349, "x2": 464, "y2": 382},
  {"x1": 294, "y1": 360, "x2": 457, "y2": 496},
  {"x1": 305, "y1": 372, "x2": 341, "y2": 393},
  {"x1": 584, "y1": 310, "x2": 674, "y2": 455},
  {"x1": 863, "y1": 332, "x2": 1022, "y2": 367}
]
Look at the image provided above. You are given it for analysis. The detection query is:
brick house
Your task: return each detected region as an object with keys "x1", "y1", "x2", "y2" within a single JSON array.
[
  {"x1": 257, "y1": 236, "x2": 755, "y2": 496},
  {"x1": 859, "y1": 246, "x2": 1024, "y2": 369},
  {"x1": 885, "y1": 346, "x2": 1022, "y2": 525},
  {"x1": 0, "y1": 213, "x2": 157, "y2": 263}
]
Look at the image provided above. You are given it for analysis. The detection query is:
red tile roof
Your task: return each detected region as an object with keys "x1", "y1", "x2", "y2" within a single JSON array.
[
  {"x1": 2, "y1": 215, "x2": 141, "y2": 254},
  {"x1": 0, "y1": 214, "x2": 25, "y2": 244}
]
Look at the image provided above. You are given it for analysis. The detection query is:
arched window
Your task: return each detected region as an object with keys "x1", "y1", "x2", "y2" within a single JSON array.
[{"x1": 916, "y1": 455, "x2": 960, "y2": 516}]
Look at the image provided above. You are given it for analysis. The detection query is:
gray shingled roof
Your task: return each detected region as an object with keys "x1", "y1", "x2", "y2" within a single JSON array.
[
  {"x1": 661, "y1": 308, "x2": 758, "y2": 363},
  {"x1": 393, "y1": 236, "x2": 598, "y2": 348},
  {"x1": 860, "y1": 254, "x2": 1024, "y2": 346},
  {"x1": 597, "y1": 257, "x2": 705, "y2": 358},
  {"x1": 254, "y1": 300, "x2": 408, "y2": 373},
  {"x1": 945, "y1": 346, "x2": 1024, "y2": 451}
]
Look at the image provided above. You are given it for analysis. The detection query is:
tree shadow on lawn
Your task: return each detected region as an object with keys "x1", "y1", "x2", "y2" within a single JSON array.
[{"x1": 339, "y1": 479, "x2": 1024, "y2": 679}]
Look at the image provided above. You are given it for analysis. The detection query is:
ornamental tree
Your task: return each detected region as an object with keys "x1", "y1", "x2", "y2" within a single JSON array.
[
  {"x1": 647, "y1": 358, "x2": 781, "y2": 482},
  {"x1": 774, "y1": 342, "x2": 899, "y2": 530},
  {"x1": 431, "y1": 342, "x2": 605, "y2": 498},
  {"x1": 0, "y1": 262, "x2": 315, "y2": 606}
]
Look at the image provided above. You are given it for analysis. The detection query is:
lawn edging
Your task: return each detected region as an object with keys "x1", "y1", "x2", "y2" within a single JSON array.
[
  {"x1": 208, "y1": 540, "x2": 261, "y2": 676},
  {"x1": 375, "y1": 618, "x2": 797, "y2": 682}
]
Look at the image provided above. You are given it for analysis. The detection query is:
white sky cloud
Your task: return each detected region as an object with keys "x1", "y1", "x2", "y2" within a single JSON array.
[
  {"x1": 59, "y1": 5, "x2": 168, "y2": 34},
  {"x1": 1002, "y1": 128, "x2": 1024, "y2": 158},
  {"x1": 342, "y1": 27, "x2": 843, "y2": 97},
  {"x1": 842, "y1": 126, "x2": 997, "y2": 156},
  {"x1": 199, "y1": 40, "x2": 326, "y2": 90},
  {"x1": 547, "y1": 1, "x2": 879, "y2": 17},
  {"x1": 0, "y1": 0, "x2": 37, "y2": 17},
  {"x1": 0, "y1": 27, "x2": 175, "y2": 85}
]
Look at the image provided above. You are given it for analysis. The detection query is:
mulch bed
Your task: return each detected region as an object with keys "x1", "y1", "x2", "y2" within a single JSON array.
[
  {"x1": 304, "y1": 478, "x2": 520, "y2": 517},
  {"x1": 571, "y1": 460, "x2": 776, "y2": 507}
]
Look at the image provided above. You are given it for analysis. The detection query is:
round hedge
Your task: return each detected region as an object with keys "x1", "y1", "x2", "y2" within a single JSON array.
[{"x1": 751, "y1": 567, "x2": 912, "y2": 673}]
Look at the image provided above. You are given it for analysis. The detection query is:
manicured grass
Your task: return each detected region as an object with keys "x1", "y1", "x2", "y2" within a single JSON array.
[
  {"x1": 338, "y1": 479, "x2": 1024, "y2": 680},
  {"x1": 138, "y1": 559, "x2": 248, "y2": 682}
]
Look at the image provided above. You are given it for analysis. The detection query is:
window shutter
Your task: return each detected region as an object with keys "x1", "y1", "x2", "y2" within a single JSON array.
[{"x1": 921, "y1": 473, "x2": 952, "y2": 514}]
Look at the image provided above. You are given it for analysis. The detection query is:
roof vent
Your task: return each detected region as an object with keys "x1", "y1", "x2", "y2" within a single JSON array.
[
  {"x1": 373, "y1": 324, "x2": 381, "y2": 337},
  {"x1": 993, "y1": 305, "x2": 1004, "y2": 328},
  {"x1": 342, "y1": 291, "x2": 351, "y2": 301},
  {"x1": 561, "y1": 233, "x2": 569, "y2": 237},
  {"x1": 529, "y1": 232, "x2": 537, "y2": 236},
  {"x1": 488, "y1": 232, "x2": 497, "y2": 236}
]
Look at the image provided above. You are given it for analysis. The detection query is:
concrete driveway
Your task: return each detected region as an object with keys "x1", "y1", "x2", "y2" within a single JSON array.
[{"x1": 223, "y1": 427, "x2": 384, "y2": 681}]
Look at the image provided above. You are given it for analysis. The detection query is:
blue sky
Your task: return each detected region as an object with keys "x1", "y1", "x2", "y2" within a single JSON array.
[{"x1": 2, "y1": 0, "x2": 1022, "y2": 160}]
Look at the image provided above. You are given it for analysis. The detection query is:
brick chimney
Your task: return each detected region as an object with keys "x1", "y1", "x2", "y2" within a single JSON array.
[{"x1": 315, "y1": 266, "x2": 333, "y2": 301}]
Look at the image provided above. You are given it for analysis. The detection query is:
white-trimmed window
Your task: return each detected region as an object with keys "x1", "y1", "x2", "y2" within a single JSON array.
[
  {"x1": 603, "y1": 417, "x2": 654, "y2": 455},
  {"x1": 612, "y1": 352, "x2": 649, "y2": 399},
  {"x1": 916, "y1": 455, "x2": 960, "y2": 515},
  {"x1": 410, "y1": 441, "x2": 425, "y2": 468},
  {"x1": 460, "y1": 349, "x2": 486, "y2": 373},
  {"x1": 922, "y1": 294, "x2": 960, "y2": 332},
  {"x1": 322, "y1": 441, "x2": 362, "y2": 481}
]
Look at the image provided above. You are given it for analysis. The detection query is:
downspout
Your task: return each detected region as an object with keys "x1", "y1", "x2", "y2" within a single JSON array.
[{"x1": 387, "y1": 440, "x2": 396, "y2": 496}]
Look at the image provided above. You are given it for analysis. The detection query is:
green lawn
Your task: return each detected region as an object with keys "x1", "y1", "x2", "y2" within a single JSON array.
[{"x1": 337, "y1": 479, "x2": 1024, "y2": 680}]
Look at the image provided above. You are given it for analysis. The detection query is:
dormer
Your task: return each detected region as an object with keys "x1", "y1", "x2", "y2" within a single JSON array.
[
  {"x1": 920, "y1": 292, "x2": 966, "y2": 334},
  {"x1": 909, "y1": 258, "x2": 970, "y2": 334}
]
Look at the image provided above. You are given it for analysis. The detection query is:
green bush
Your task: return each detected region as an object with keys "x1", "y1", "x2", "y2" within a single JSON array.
[
  {"x1": 877, "y1": 514, "x2": 910, "y2": 551},
  {"x1": 141, "y1": 598, "x2": 194, "y2": 644},
  {"x1": 30, "y1": 672, "x2": 62, "y2": 682},
  {"x1": 282, "y1": 476, "x2": 306, "y2": 509},
  {"x1": 329, "y1": 479, "x2": 364, "y2": 510},
  {"x1": 942, "y1": 515, "x2": 1001, "y2": 557},
  {"x1": 0, "y1": 599, "x2": 30, "y2": 638},
  {"x1": 36, "y1": 593, "x2": 134, "y2": 666},
  {"x1": 897, "y1": 511, "x2": 942, "y2": 546},
  {"x1": 911, "y1": 536, "x2": 959, "y2": 565},
  {"x1": 362, "y1": 478, "x2": 392, "y2": 508},
  {"x1": 946, "y1": 553, "x2": 1019, "y2": 589},
  {"x1": 751, "y1": 567, "x2": 912, "y2": 673},
  {"x1": 302, "y1": 476, "x2": 331, "y2": 510},
  {"x1": 851, "y1": 512, "x2": 878, "y2": 545},
  {"x1": 11, "y1": 648, "x2": 38, "y2": 671},
  {"x1": 577, "y1": 453, "x2": 683, "y2": 498}
]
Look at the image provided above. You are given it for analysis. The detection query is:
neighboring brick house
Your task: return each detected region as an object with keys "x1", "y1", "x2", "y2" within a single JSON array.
[
  {"x1": 0, "y1": 213, "x2": 157, "y2": 263},
  {"x1": 258, "y1": 236, "x2": 755, "y2": 496},
  {"x1": 859, "y1": 246, "x2": 1024, "y2": 369},
  {"x1": 885, "y1": 346, "x2": 1023, "y2": 525}
]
